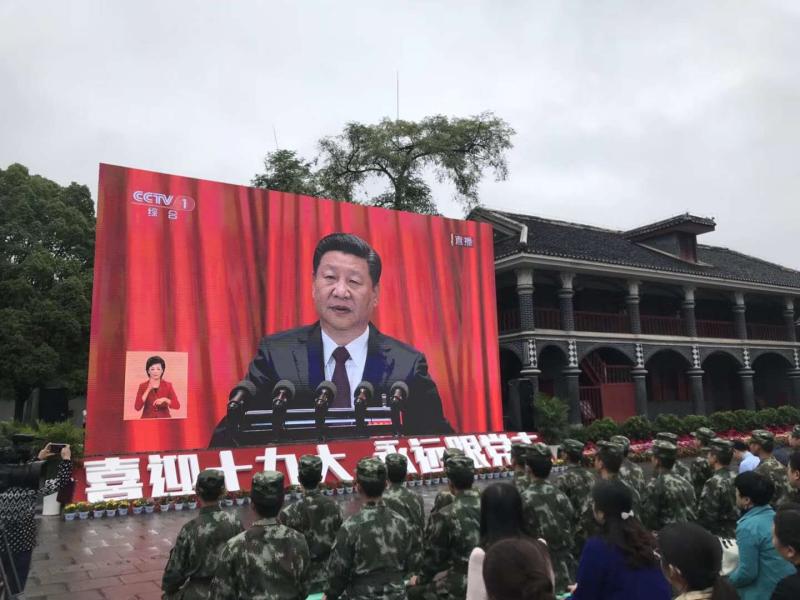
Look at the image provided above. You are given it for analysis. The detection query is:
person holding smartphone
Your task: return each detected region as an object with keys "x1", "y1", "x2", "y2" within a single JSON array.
[
  {"x1": 134, "y1": 355, "x2": 180, "y2": 418},
  {"x1": 0, "y1": 441, "x2": 72, "y2": 593}
]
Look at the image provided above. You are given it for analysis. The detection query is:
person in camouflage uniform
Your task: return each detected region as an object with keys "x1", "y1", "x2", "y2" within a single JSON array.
[
  {"x1": 750, "y1": 429, "x2": 790, "y2": 506},
  {"x1": 510, "y1": 443, "x2": 531, "y2": 493},
  {"x1": 642, "y1": 440, "x2": 697, "y2": 531},
  {"x1": 611, "y1": 434, "x2": 646, "y2": 497},
  {"x1": 786, "y1": 449, "x2": 800, "y2": 505},
  {"x1": 162, "y1": 469, "x2": 244, "y2": 599},
  {"x1": 696, "y1": 438, "x2": 739, "y2": 538},
  {"x1": 277, "y1": 455, "x2": 343, "y2": 593},
  {"x1": 520, "y1": 443, "x2": 575, "y2": 594},
  {"x1": 689, "y1": 427, "x2": 716, "y2": 499},
  {"x1": 429, "y1": 447, "x2": 466, "y2": 517},
  {"x1": 209, "y1": 471, "x2": 310, "y2": 600},
  {"x1": 655, "y1": 431, "x2": 691, "y2": 483},
  {"x1": 326, "y1": 458, "x2": 418, "y2": 600},
  {"x1": 382, "y1": 453, "x2": 425, "y2": 530},
  {"x1": 413, "y1": 455, "x2": 481, "y2": 600},
  {"x1": 555, "y1": 438, "x2": 595, "y2": 514},
  {"x1": 773, "y1": 423, "x2": 800, "y2": 466}
]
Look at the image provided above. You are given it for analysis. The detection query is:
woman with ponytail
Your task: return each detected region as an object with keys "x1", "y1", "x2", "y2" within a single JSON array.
[
  {"x1": 569, "y1": 479, "x2": 670, "y2": 600},
  {"x1": 659, "y1": 522, "x2": 739, "y2": 600},
  {"x1": 483, "y1": 538, "x2": 556, "y2": 600}
]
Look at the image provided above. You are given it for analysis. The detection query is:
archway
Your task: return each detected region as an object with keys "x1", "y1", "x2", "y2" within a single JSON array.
[
  {"x1": 579, "y1": 347, "x2": 635, "y2": 423},
  {"x1": 702, "y1": 351, "x2": 744, "y2": 412},
  {"x1": 753, "y1": 352, "x2": 792, "y2": 408},
  {"x1": 645, "y1": 349, "x2": 691, "y2": 416},
  {"x1": 539, "y1": 345, "x2": 568, "y2": 400},
  {"x1": 499, "y1": 347, "x2": 523, "y2": 429}
]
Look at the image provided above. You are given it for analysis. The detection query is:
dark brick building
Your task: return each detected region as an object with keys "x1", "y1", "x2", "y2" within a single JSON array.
[{"x1": 470, "y1": 209, "x2": 800, "y2": 429}]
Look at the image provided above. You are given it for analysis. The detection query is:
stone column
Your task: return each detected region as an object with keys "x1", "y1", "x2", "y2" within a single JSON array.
[
  {"x1": 733, "y1": 292, "x2": 748, "y2": 340},
  {"x1": 789, "y1": 369, "x2": 800, "y2": 409},
  {"x1": 739, "y1": 368, "x2": 756, "y2": 411},
  {"x1": 627, "y1": 280, "x2": 642, "y2": 335},
  {"x1": 563, "y1": 366, "x2": 582, "y2": 425},
  {"x1": 784, "y1": 298, "x2": 796, "y2": 343},
  {"x1": 683, "y1": 286, "x2": 698, "y2": 338},
  {"x1": 516, "y1": 268, "x2": 535, "y2": 331},
  {"x1": 687, "y1": 368, "x2": 706, "y2": 415},
  {"x1": 559, "y1": 272, "x2": 576, "y2": 332},
  {"x1": 631, "y1": 367, "x2": 648, "y2": 418}
]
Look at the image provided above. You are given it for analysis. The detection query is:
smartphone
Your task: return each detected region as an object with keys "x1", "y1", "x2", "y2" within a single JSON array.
[{"x1": 48, "y1": 443, "x2": 67, "y2": 453}]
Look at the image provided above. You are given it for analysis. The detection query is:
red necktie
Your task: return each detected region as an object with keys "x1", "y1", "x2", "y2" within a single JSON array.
[{"x1": 331, "y1": 346, "x2": 351, "y2": 408}]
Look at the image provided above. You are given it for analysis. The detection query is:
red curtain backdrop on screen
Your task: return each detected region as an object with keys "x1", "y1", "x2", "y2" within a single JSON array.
[{"x1": 86, "y1": 164, "x2": 502, "y2": 455}]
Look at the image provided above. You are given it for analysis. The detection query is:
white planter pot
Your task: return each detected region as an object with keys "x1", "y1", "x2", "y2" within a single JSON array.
[
  {"x1": 132, "y1": 506, "x2": 143, "y2": 515},
  {"x1": 64, "y1": 512, "x2": 76, "y2": 521},
  {"x1": 235, "y1": 498, "x2": 246, "y2": 506},
  {"x1": 93, "y1": 510, "x2": 104, "y2": 518},
  {"x1": 42, "y1": 492, "x2": 61, "y2": 516},
  {"x1": 105, "y1": 509, "x2": 116, "y2": 517},
  {"x1": 78, "y1": 511, "x2": 90, "y2": 520},
  {"x1": 188, "y1": 502, "x2": 197, "y2": 510},
  {"x1": 175, "y1": 503, "x2": 184, "y2": 511},
  {"x1": 118, "y1": 508, "x2": 128, "y2": 516},
  {"x1": 145, "y1": 505, "x2": 155, "y2": 514}
]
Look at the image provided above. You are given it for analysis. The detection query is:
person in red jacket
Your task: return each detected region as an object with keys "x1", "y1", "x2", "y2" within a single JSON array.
[{"x1": 134, "y1": 355, "x2": 180, "y2": 418}]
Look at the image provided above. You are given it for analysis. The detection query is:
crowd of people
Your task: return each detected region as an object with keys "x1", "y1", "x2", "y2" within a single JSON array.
[{"x1": 159, "y1": 425, "x2": 800, "y2": 600}]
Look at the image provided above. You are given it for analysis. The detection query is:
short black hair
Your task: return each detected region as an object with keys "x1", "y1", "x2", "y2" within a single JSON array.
[
  {"x1": 386, "y1": 462, "x2": 407, "y2": 484},
  {"x1": 298, "y1": 470, "x2": 322, "y2": 490},
  {"x1": 596, "y1": 450, "x2": 622, "y2": 474},
  {"x1": 526, "y1": 455, "x2": 553, "y2": 479},
  {"x1": 710, "y1": 448, "x2": 732, "y2": 467},
  {"x1": 251, "y1": 493, "x2": 284, "y2": 518},
  {"x1": 754, "y1": 438, "x2": 774, "y2": 453},
  {"x1": 358, "y1": 478, "x2": 386, "y2": 498},
  {"x1": 790, "y1": 450, "x2": 800, "y2": 474},
  {"x1": 774, "y1": 508, "x2": 800, "y2": 554},
  {"x1": 656, "y1": 454, "x2": 676, "y2": 470},
  {"x1": 565, "y1": 450, "x2": 583, "y2": 464},
  {"x1": 734, "y1": 471, "x2": 774, "y2": 507},
  {"x1": 145, "y1": 355, "x2": 166, "y2": 374},
  {"x1": 313, "y1": 233, "x2": 382, "y2": 285},
  {"x1": 449, "y1": 468, "x2": 474, "y2": 491},
  {"x1": 732, "y1": 440, "x2": 747, "y2": 452},
  {"x1": 197, "y1": 485, "x2": 225, "y2": 503}
]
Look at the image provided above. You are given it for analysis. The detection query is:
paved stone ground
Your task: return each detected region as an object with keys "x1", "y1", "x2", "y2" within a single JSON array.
[{"x1": 25, "y1": 480, "x2": 490, "y2": 600}]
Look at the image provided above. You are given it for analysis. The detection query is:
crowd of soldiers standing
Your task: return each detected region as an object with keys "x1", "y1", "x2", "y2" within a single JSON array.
[{"x1": 159, "y1": 424, "x2": 800, "y2": 599}]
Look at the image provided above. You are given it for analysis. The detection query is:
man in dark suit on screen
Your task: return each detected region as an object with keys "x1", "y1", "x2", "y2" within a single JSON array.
[{"x1": 209, "y1": 233, "x2": 452, "y2": 447}]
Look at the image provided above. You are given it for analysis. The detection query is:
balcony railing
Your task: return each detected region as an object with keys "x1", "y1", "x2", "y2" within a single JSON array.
[
  {"x1": 696, "y1": 319, "x2": 737, "y2": 339},
  {"x1": 534, "y1": 307, "x2": 561, "y2": 329},
  {"x1": 747, "y1": 323, "x2": 787, "y2": 342},
  {"x1": 641, "y1": 315, "x2": 683, "y2": 336},
  {"x1": 580, "y1": 386, "x2": 602, "y2": 425},
  {"x1": 498, "y1": 308, "x2": 520, "y2": 332},
  {"x1": 574, "y1": 310, "x2": 629, "y2": 334}
]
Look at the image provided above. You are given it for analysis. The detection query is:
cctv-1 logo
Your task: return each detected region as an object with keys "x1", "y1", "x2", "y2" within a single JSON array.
[{"x1": 132, "y1": 191, "x2": 196, "y2": 211}]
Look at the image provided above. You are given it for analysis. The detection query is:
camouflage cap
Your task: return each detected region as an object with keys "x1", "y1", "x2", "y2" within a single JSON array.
[
  {"x1": 610, "y1": 435, "x2": 631, "y2": 452},
  {"x1": 445, "y1": 454, "x2": 475, "y2": 479},
  {"x1": 561, "y1": 438, "x2": 585, "y2": 455},
  {"x1": 791, "y1": 424, "x2": 800, "y2": 438},
  {"x1": 443, "y1": 447, "x2": 466, "y2": 462},
  {"x1": 510, "y1": 443, "x2": 530, "y2": 462},
  {"x1": 356, "y1": 457, "x2": 387, "y2": 484},
  {"x1": 656, "y1": 431, "x2": 679, "y2": 444},
  {"x1": 384, "y1": 453, "x2": 408, "y2": 471},
  {"x1": 651, "y1": 439, "x2": 678, "y2": 460},
  {"x1": 749, "y1": 429, "x2": 774, "y2": 445},
  {"x1": 596, "y1": 440, "x2": 624, "y2": 458},
  {"x1": 298, "y1": 454, "x2": 323, "y2": 480},
  {"x1": 709, "y1": 438, "x2": 734, "y2": 453},
  {"x1": 692, "y1": 427, "x2": 716, "y2": 444},
  {"x1": 251, "y1": 470, "x2": 285, "y2": 502},
  {"x1": 527, "y1": 442, "x2": 552, "y2": 458},
  {"x1": 195, "y1": 469, "x2": 225, "y2": 496}
]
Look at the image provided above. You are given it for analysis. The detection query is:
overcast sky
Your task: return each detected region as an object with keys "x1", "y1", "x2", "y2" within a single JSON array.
[{"x1": 2, "y1": 1, "x2": 799, "y2": 269}]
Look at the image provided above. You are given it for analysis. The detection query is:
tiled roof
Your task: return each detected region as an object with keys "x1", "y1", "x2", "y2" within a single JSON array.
[{"x1": 483, "y1": 210, "x2": 800, "y2": 289}]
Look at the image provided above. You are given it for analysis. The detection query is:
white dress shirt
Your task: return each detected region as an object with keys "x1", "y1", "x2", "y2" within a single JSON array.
[
  {"x1": 321, "y1": 326, "x2": 369, "y2": 408},
  {"x1": 738, "y1": 451, "x2": 760, "y2": 473}
]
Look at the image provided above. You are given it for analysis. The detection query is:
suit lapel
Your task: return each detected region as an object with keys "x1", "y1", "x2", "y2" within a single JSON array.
[
  {"x1": 304, "y1": 322, "x2": 324, "y2": 389},
  {"x1": 363, "y1": 323, "x2": 391, "y2": 388}
]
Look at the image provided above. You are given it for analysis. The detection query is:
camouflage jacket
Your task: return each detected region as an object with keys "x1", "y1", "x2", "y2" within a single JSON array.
[
  {"x1": 619, "y1": 458, "x2": 647, "y2": 497},
  {"x1": 781, "y1": 486, "x2": 800, "y2": 506},
  {"x1": 383, "y1": 482, "x2": 425, "y2": 531},
  {"x1": 672, "y1": 459, "x2": 692, "y2": 484},
  {"x1": 690, "y1": 453, "x2": 714, "y2": 500},
  {"x1": 326, "y1": 500, "x2": 418, "y2": 600},
  {"x1": 420, "y1": 489, "x2": 481, "y2": 600},
  {"x1": 643, "y1": 471, "x2": 697, "y2": 531},
  {"x1": 162, "y1": 506, "x2": 244, "y2": 600},
  {"x1": 277, "y1": 488, "x2": 343, "y2": 591},
  {"x1": 513, "y1": 470, "x2": 530, "y2": 494},
  {"x1": 697, "y1": 468, "x2": 738, "y2": 538},
  {"x1": 208, "y1": 517, "x2": 310, "y2": 600},
  {"x1": 521, "y1": 479, "x2": 576, "y2": 593},
  {"x1": 555, "y1": 465, "x2": 596, "y2": 514},
  {"x1": 430, "y1": 490, "x2": 454, "y2": 516},
  {"x1": 755, "y1": 456, "x2": 790, "y2": 506}
]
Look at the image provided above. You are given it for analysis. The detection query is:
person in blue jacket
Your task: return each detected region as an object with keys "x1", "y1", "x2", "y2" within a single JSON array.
[{"x1": 727, "y1": 471, "x2": 794, "y2": 599}]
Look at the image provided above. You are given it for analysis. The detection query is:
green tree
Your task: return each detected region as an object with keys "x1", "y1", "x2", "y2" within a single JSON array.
[
  {"x1": 253, "y1": 112, "x2": 515, "y2": 215},
  {"x1": 251, "y1": 149, "x2": 321, "y2": 197},
  {"x1": 0, "y1": 164, "x2": 95, "y2": 418}
]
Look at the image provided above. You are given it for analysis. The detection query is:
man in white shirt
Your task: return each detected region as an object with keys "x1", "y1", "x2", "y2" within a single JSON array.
[{"x1": 733, "y1": 439, "x2": 760, "y2": 473}]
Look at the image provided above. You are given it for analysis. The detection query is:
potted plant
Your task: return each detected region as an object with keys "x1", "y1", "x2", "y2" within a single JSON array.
[
  {"x1": 63, "y1": 503, "x2": 77, "y2": 521},
  {"x1": 291, "y1": 484, "x2": 303, "y2": 500},
  {"x1": 105, "y1": 500, "x2": 117, "y2": 517},
  {"x1": 323, "y1": 483, "x2": 334, "y2": 497},
  {"x1": 187, "y1": 495, "x2": 198, "y2": 510},
  {"x1": 174, "y1": 496, "x2": 185, "y2": 511},
  {"x1": 92, "y1": 501, "x2": 106, "y2": 518},
  {"x1": 132, "y1": 499, "x2": 145, "y2": 515},
  {"x1": 77, "y1": 501, "x2": 91, "y2": 520},
  {"x1": 144, "y1": 498, "x2": 156, "y2": 514},
  {"x1": 534, "y1": 394, "x2": 569, "y2": 453},
  {"x1": 159, "y1": 497, "x2": 172, "y2": 512},
  {"x1": 335, "y1": 482, "x2": 345, "y2": 495},
  {"x1": 431, "y1": 472, "x2": 441, "y2": 485},
  {"x1": 343, "y1": 479, "x2": 354, "y2": 494},
  {"x1": 117, "y1": 501, "x2": 130, "y2": 516},
  {"x1": 222, "y1": 492, "x2": 235, "y2": 507},
  {"x1": 423, "y1": 473, "x2": 432, "y2": 486},
  {"x1": 235, "y1": 490, "x2": 248, "y2": 506}
]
